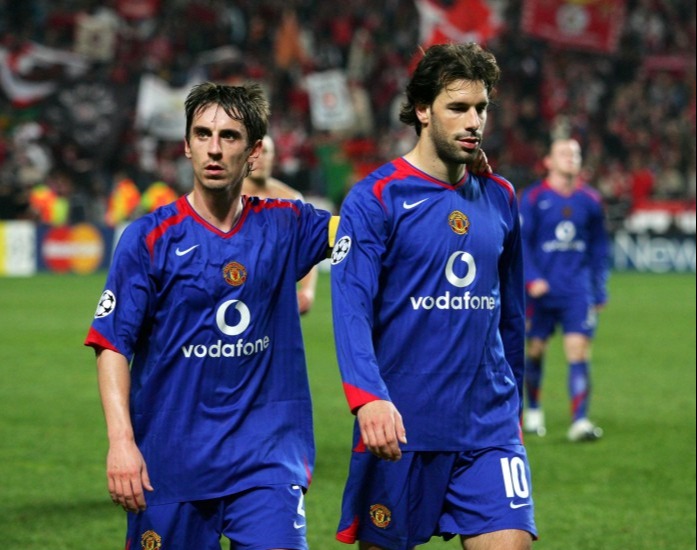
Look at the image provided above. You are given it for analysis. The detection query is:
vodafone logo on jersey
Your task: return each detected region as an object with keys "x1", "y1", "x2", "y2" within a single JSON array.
[
  {"x1": 181, "y1": 299, "x2": 272, "y2": 359},
  {"x1": 41, "y1": 224, "x2": 104, "y2": 274},
  {"x1": 410, "y1": 251, "x2": 496, "y2": 311}
]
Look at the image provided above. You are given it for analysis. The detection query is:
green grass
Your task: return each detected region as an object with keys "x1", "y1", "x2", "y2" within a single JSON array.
[{"x1": 0, "y1": 271, "x2": 695, "y2": 549}]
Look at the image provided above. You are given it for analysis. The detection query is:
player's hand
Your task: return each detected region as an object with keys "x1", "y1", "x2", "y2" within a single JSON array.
[
  {"x1": 471, "y1": 148, "x2": 492, "y2": 175},
  {"x1": 297, "y1": 288, "x2": 315, "y2": 315},
  {"x1": 527, "y1": 279, "x2": 550, "y2": 298},
  {"x1": 106, "y1": 440, "x2": 154, "y2": 513},
  {"x1": 356, "y1": 400, "x2": 407, "y2": 461}
]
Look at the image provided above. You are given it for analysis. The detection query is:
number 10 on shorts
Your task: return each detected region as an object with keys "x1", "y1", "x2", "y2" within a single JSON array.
[{"x1": 500, "y1": 457, "x2": 530, "y2": 499}]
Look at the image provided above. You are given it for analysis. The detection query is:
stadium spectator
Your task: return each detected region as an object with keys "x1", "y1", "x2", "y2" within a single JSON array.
[
  {"x1": 138, "y1": 179, "x2": 178, "y2": 214},
  {"x1": 84, "y1": 82, "x2": 334, "y2": 548},
  {"x1": 653, "y1": 150, "x2": 687, "y2": 200},
  {"x1": 330, "y1": 43, "x2": 536, "y2": 549},
  {"x1": 28, "y1": 180, "x2": 68, "y2": 225},
  {"x1": 0, "y1": 0, "x2": 694, "y2": 227},
  {"x1": 519, "y1": 138, "x2": 610, "y2": 442},
  {"x1": 243, "y1": 134, "x2": 319, "y2": 315},
  {"x1": 104, "y1": 173, "x2": 141, "y2": 227}
]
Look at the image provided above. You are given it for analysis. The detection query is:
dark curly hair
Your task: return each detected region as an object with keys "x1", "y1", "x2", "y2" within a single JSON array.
[{"x1": 399, "y1": 43, "x2": 501, "y2": 135}]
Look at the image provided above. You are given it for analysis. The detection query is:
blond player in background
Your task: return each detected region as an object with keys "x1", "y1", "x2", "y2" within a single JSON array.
[{"x1": 243, "y1": 134, "x2": 319, "y2": 314}]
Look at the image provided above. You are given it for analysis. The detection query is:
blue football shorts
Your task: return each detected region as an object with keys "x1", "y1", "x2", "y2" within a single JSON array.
[
  {"x1": 126, "y1": 484, "x2": 308, "y2": 550},
  {"x1": 336, "y1": 446, "x2": 537, "y2": 549},
  {"x1": 526, "y1": 295, "x2": 598, "y2": 340}
]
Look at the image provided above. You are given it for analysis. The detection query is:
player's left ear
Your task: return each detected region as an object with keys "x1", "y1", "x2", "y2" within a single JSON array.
[
  {"x1": 542, "y1": 154, "x2": 552, "y2": 171},
  {"x1": 247, "y1": 138, "x2": 263, "y2": 163},
  {"x1": 415, "y1": 103, "x2": 430, "y2": 126}
]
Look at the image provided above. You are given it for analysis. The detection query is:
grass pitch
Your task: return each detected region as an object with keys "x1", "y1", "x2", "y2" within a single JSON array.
[{"x1": 0, "y1": 271, "x2": 694, "y2": 549}]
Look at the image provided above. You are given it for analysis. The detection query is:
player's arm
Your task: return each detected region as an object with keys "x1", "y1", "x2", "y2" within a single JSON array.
[
  {"x1": 518, "y1": 187, "x2": 547, "y2": 295},
  {"x1": 588, "y1": 199, "x2": 610, "y2": 308},
  {"x1": 297, "y1": 267, "x2": 318, "y2": 315},
  {"x1": 499, "y1": 193, "x2": 527, "y2": 410},
  {"x1": 331, "y1": 192, "x2": 406, "y2": 461},
  {"x1": 97, "y1": 348, "x2": 153, "y2": 512},
  {"x1": 296, "y1": 199, "x2": 319, "y2": 314}
]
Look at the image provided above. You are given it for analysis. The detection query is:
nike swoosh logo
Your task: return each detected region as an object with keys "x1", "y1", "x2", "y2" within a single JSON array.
[
  {"x1": 175, "y1": 245, "x2": 200, "y2": 256},
  {"x1": 403, "y1": 198, "x2": 429, "y2": 210},
  {"x1": 293, "y1": 521, "x2": 306, "y2": 529},
  {"x1": 510, "y1": 501, "x2": 531, "y2": 509}
]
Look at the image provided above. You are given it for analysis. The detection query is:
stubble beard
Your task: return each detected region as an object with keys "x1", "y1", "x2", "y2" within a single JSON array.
[
  {"x1": 430, "y1": 118, "x2": 480, "y2": 167},
  {"x1": 435, "y1": 134, "x2": 478, "y2": 167}
]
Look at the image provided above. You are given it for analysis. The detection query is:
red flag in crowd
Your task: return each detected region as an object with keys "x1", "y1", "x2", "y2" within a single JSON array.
[
  {"x1": 521, "y1": 0, "x2": 627, "y2": 54},
  {"x1": 412, "y1": 0, "x2": 502, "y2": 72},
  {"x1": 116, "y1": 0, "x2": 160, "y2": 20},
  {"x1": 0, "y1": 41, "x2": 88, "y2": 108},
  {"x1": 415, "y1": 0, "x2": 502, "y2": 47}
]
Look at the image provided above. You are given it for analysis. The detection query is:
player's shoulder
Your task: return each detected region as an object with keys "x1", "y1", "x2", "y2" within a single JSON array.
[
  {"x1": 269, "y1": 178, "x2": 304, "y2": 200},
  {"x1": 243, "y1": 178, "x2": 304, "y2": 201},
  {"x1": 479, "y1": 171, "x2": 518, "y2": 206},
  {"x1": 243, "y1": 195, "x2": 320, "y2": 228},
  {"x1": 123, "y1": 197, "x2": 184, "y2": 236},
  {"x1": 576, "y1": 182, "x2": 603, "y2": 204},
  {"x1": 519, "y1": 180, "x2": 546, "y2": 203},
  {"x1": 485, "y1": 171, "x2": 515, "y2": 194},
  {"x1": 341, "y1": 160, "x2": 399, "y2": 211},
  {"x1": 244, "y1": 194, "x2": 304, "y2": 211},
  {"x1": 349, "y1": 158, "x2": 437, "y2": 207},
  {"x1": 350, "y1": 160, "x2": 400, "y2": 191}
]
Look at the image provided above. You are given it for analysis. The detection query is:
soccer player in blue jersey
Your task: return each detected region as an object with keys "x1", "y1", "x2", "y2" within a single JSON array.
[
  {"x1": 84, "y1": 82, "x2": 334, "y2": 549},
  {"x1": 519, "y1": 138, "x2": 609, "y2": 442},
  {"x1": 330, "y1": 43, "x2": 537, "y2": 550},
  {"x1": 243, "y1": 134, "x2": 320, "y2": 315}
]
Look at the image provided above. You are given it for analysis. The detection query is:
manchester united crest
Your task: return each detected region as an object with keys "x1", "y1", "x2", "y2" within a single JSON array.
[
  {"x1": 448, "y1": 211, "x2": 470, "y2": 235},
  {"x1": 369, "y1": 503, "x2": 392, "y2": 529},
  {"x1": 140, "y1": 530, "x2": 162, "y2": 549},
  {"x1": 223, "y1": 261, "x2": 247, "y2": 286}
]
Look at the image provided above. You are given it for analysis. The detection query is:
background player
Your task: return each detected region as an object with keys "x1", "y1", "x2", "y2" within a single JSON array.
[
  {"x1": 243, "y1": 134, "x2": 319, "y2": 315},
  {"x1": 330, "y1": 43, "x2": 537, "y2": 550},
  {"x1": 85, "y1": 82, "x2": 333, "y2": 549},
  {"x1": 519, "y1": 137, "x2": 609, "y2": 442}
]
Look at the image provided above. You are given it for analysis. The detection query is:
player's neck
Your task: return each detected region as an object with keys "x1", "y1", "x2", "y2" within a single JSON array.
[
  {"x1": 187, "y1": 190, "x2": 243, "y2": 232},
  {"x1": 547, "y1": 172, "x2": 576, "y2": 194},
  {"x1": 404, "y1": 145, "x2": 466, "y2": 186}
]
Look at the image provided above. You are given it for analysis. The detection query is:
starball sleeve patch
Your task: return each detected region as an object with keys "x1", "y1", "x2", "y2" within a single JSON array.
[{"x1": 331, "y1": 236, "x2": 351, "y2": 265}]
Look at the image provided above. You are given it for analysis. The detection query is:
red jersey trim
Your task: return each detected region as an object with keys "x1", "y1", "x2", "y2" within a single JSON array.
[
  {"x1": 83, "y1": 326, "x2": 118, "y2": 354},
  {"x1": 336, "y1": 516, "x2": 360, "y2": 544},
  {"x1": 343, "y1": 382, "x2": 383, "y2": 414}
]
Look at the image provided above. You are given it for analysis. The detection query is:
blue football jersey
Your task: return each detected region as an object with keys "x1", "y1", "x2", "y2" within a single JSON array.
[
  {"x1": 518, "y1": 180, "x2": 609, "y2": 306},
  {"x1": 330, "y1": 158, "x2": 526, "y2": 450},
  {"x1": 85, "y1": 195, "x2": 331, "y2": 505}
]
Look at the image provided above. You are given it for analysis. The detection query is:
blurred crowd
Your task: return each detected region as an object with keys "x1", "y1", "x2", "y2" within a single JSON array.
[{"x1": 0, "y1": 0, "x2": 695, "y2": 231}]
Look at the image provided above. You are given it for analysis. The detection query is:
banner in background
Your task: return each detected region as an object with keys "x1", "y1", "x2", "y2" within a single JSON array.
[
  {"x1": 136, "y1": 74, "x2": 199, "y2": 140},
  {"x1": 0, "y1": 41, "x2": 88, "y2": 108},
  {"x1": 74, "y1": 11, "x2": 118, "y2": 62},
  {"x1": 0, "y1": 221, "x2": 694, "y2": 275},
  {"x1": 0, "y1": 221, "x2": 36, "y2": 276},
  {"x1": 305, "y1": 70, "x2": 355, "y2": 131},
  {"x1": 613, "y1": 232, "x2": 695, "y2": 273},
  {"x1": 415, "y1": 0, "x2": 502, "y2": 47},
  {"x1": 43, "y1": 79, "x2": 127, "y2": 160},
  {"x1": 521, "y1": 0, "x2": 627, "y2": 54},
  {"x1": 37, "y1": 224, "x2": 109, "y2": 274}
]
